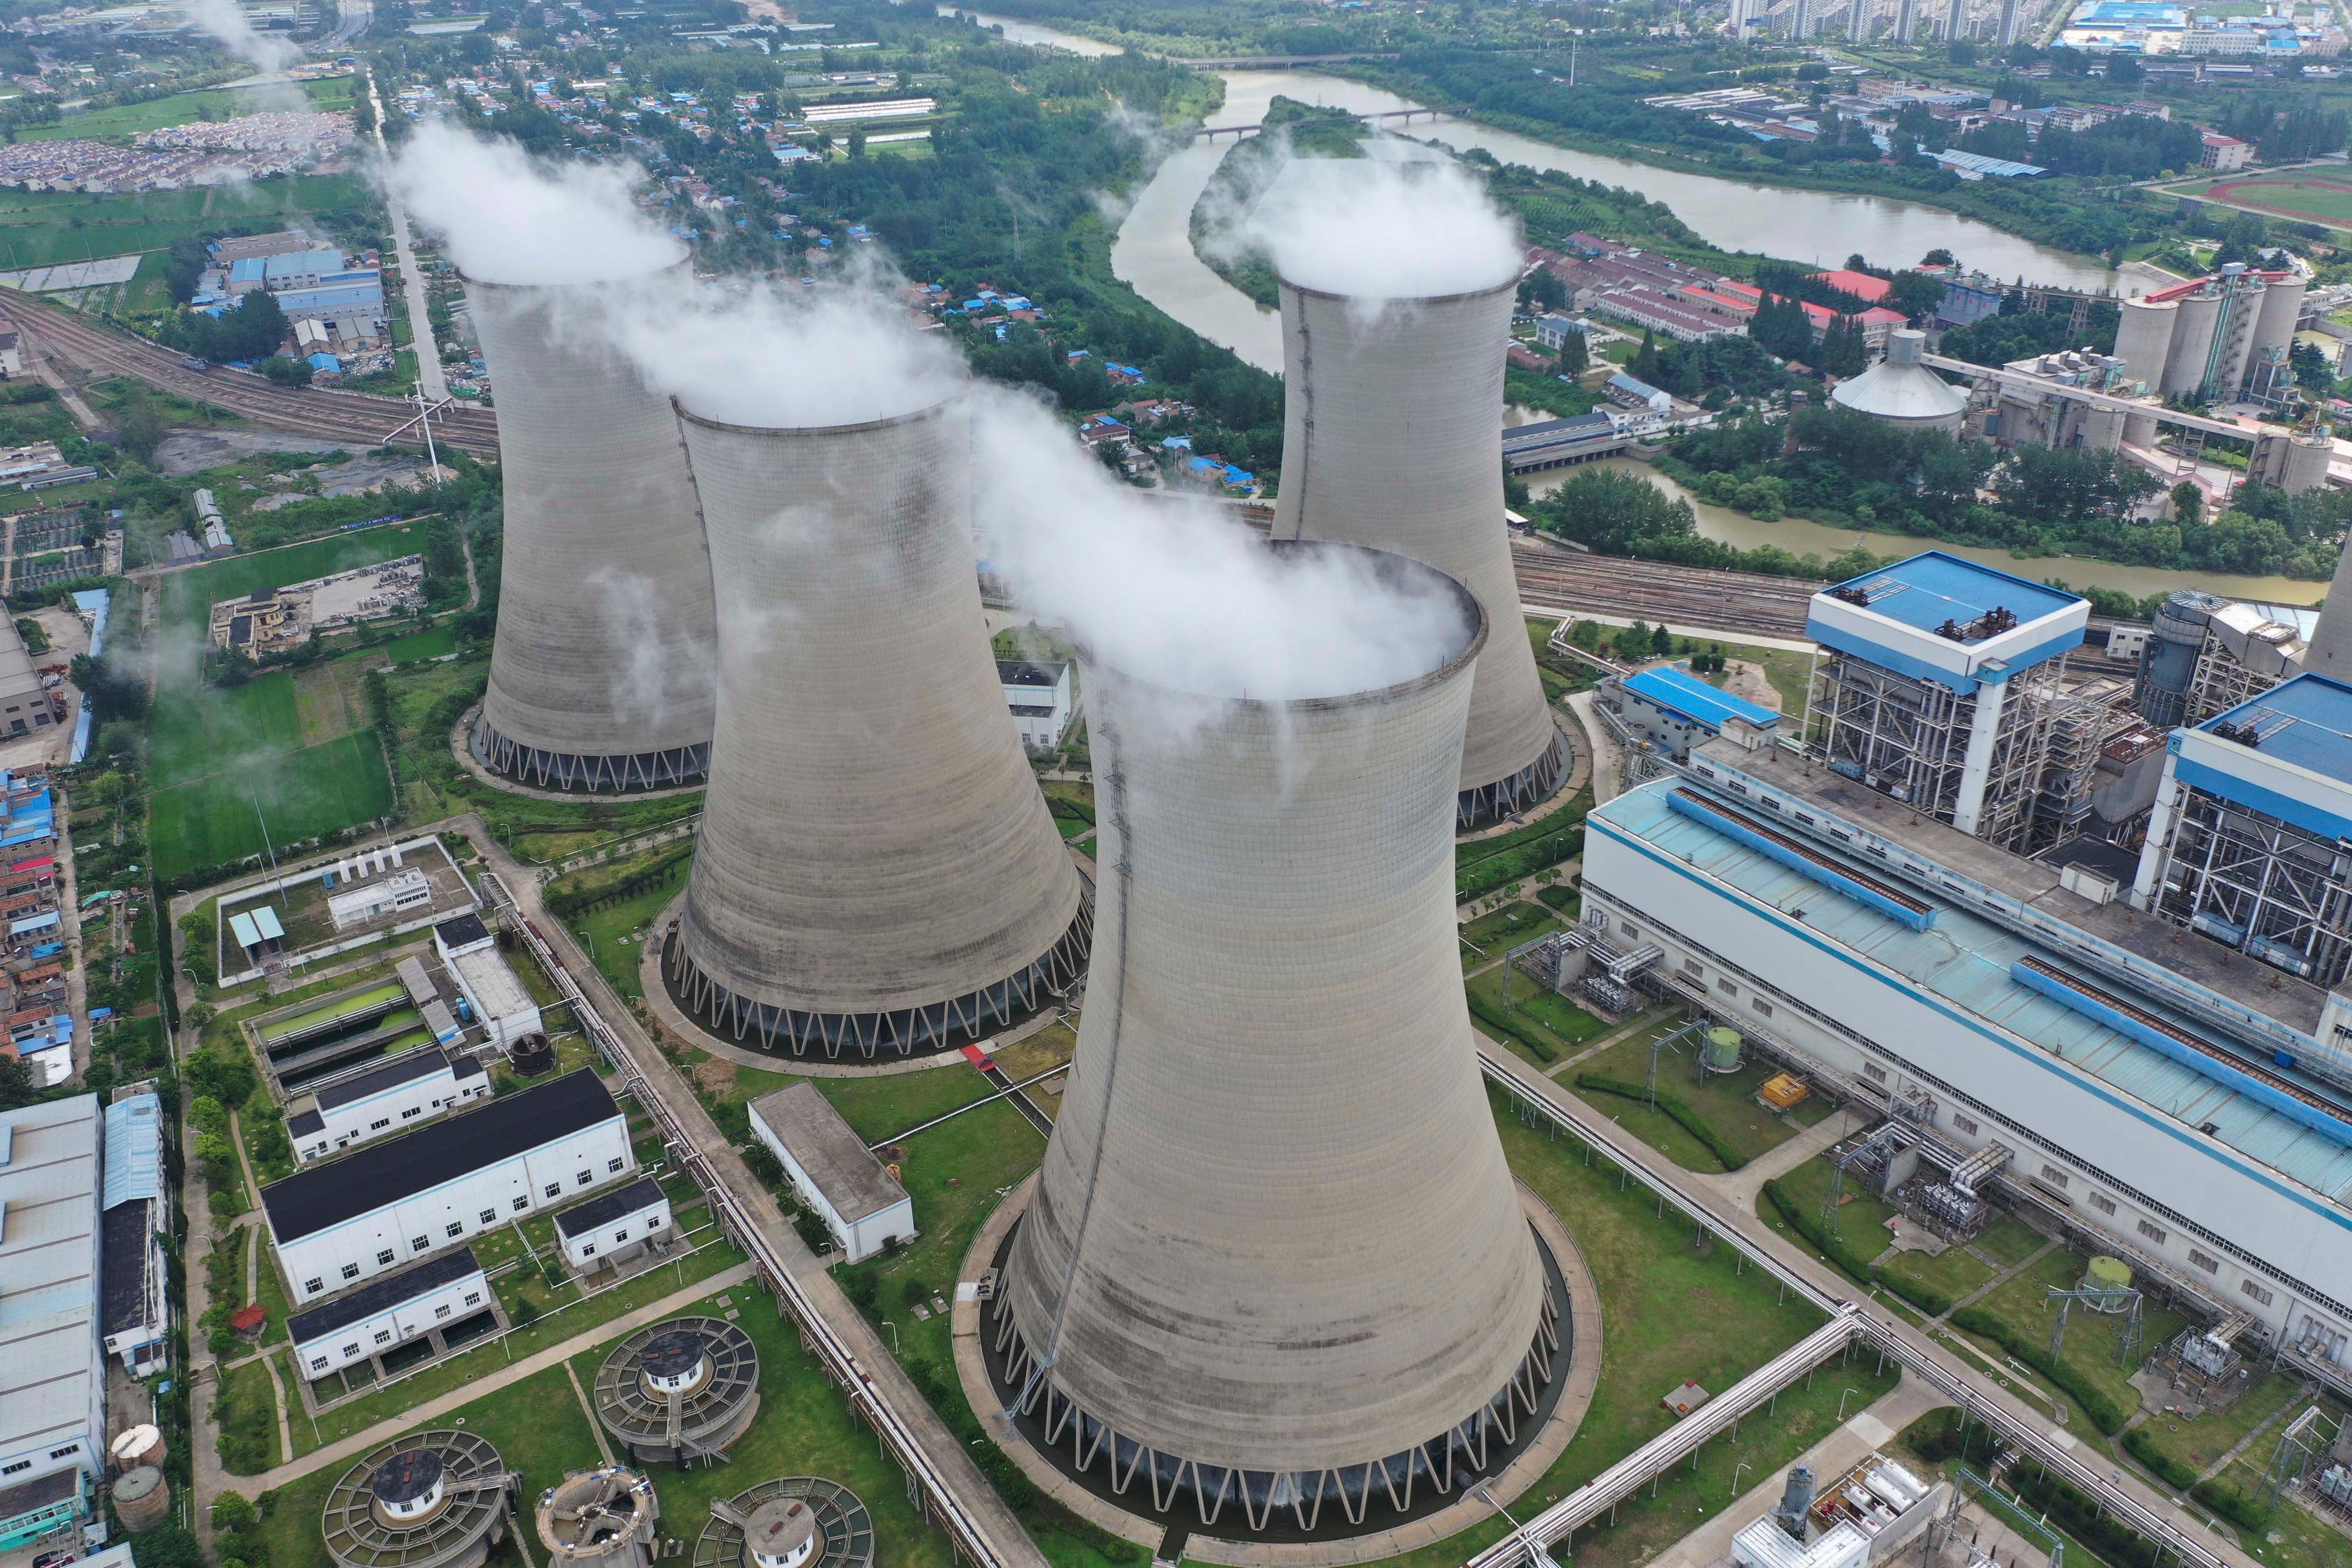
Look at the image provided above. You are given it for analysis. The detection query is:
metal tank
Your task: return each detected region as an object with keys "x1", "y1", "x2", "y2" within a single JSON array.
[
  {"x1": 2137, "y1": 590, "x2": 2223, "y2": 730},
  {"x1": 992, "y1": 543, "x2": 1563, "y2": 1534},
  {"x1": 2113, "y1": 299, "x2": 2175, "y2": 444},
  {"x1": 467, "y1": 259, "x2": 717, "y2": 791},
  {"x1": 666, "y1": 394, "x2": 1088, "y2": 1059},
  {"x1": 1272, "y1": 273, "x2": 1565, "y2": 826},
  {"x1": 2164, "y1": 288, "x2": 2223, "y2": 398}
]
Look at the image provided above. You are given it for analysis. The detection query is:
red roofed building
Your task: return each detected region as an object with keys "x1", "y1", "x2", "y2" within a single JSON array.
[
  {"x1": 1808, "y1": 268, "x2": 1895, "y2": 305},
  {"x1": 1799, "y1": 300, "x2": 1910, "y2": 355}
]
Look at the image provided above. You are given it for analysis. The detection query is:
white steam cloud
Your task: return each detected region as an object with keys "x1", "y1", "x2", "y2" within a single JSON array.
[
  {"x1": 187, "y1": 0, "x2": 302, "y2": 72},
  {"x1": 970, "y1": 392, "x2": 1472, "y2": 704},
  {"x1": 1210, "y1": 153, "x2": 1522, "y2": 303},
  {"x1": 385, "y1": 122, "x2": 684, "y2": 286}
]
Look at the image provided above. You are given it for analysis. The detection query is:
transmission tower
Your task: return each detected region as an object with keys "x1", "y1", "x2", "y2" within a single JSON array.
[{"x1": 2044, "y1": 1285, "x2": 2144, "y2": 1368}]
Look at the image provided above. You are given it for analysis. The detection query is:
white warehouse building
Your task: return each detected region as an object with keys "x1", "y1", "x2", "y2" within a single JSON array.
[
  {"x1": 288, "y1": 1248, "x2": 497, "y2": 1381},
  {"x1": 749, "y1": 1084, "x2": 912, "y2": 1263},
  {"x1": 285, "y1": 1047, "x2": 492, "y2": 1165},
  {"x1": 433, "y1": 913, "x2": 544, "y2": 1051},
  {"x1": 997, "y1": 660, "x2": 1074, "y2": 752},
  {"x1": 262, "y1": 1069, "x2": 635, "y2": 1303},
  {"x1": 1581, "y1": 745, "x2": 2352, "y2": 1387}
]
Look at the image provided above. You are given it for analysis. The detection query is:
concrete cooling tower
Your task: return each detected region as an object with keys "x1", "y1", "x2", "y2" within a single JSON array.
[
  {"x1": 1271, "y1": 273, "x2": 1566, "y2": 827},
  {"x1": 467, "y1": 259, "x2": 717, "y2": 791},
  {"x1": 663, "y1": 394, "x2": 1089, "y2": 1059},
  {"x1": 988, "y1": 543, "x2": 1568, "y2": 1534}
]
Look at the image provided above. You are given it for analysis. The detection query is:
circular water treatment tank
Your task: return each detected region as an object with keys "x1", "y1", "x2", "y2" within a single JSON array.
[
  {"x1": 324, "y1": 1430, "x2": 513, "y2": 1568},
  {"x1": 537, "y1": 1466, "x2": 662, "y2": 1567},
  {"x1": 692, "y1": 1478, "x2": 874, "y2": 1568},
  {"x1": 510, "y1": 1034, "x2": 555, "y2": 1076},
  {"x1": 113, "y1": 1465, "x2": 172, "y2": 1533},
  {"x1": 1703, "y1": 1027, "x2": 1743, "y2": 1074},
  {"x1": 596, "y1": 1317, "x2": 760, "y2": 1465},
  {"x1": 375, "y1": 1449, "x2": 446, "y2": 1517}
]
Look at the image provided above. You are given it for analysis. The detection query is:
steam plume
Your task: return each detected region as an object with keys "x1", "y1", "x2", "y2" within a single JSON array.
[
  {"x1": 186, "y1": 0, "x2": 304, "y2": 102},
  {"x1": 1208, "y1": 153, "x2": 1522, "y2": 303},
  {"x1": 384, "y1": 122, "x2": 683, "y2": 285}
]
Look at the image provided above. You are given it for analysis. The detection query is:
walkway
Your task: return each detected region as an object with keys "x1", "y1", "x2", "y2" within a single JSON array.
[
  {"x1": 366, "y1": 63, "x2": 447, "y2": 401},
  {"x1": 225, "y1": 1261, "x2": 757, "y2": 1496},
  {"x1": 1565, "y1": 690, "x2": 1623, "y2": 806}
]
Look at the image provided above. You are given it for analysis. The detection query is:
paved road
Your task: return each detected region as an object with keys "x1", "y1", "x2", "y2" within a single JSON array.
[{"x1": 366, "y1": 63, "x2": 447, "y2": 402}]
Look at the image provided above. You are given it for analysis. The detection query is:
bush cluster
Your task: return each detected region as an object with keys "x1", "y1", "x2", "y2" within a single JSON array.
[
  {"x1": 1466, "y1": 988, "x2": 1555, "y2": 1063},
  {"x1": 1576, "y1": 1074, "x2": 1750, "y2": 1171}
]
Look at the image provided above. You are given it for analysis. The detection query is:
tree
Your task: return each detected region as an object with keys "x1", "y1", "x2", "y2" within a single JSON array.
[
  {"x1": 1650, "y1": 621, "x2": 1673, "y2": 656},
  {"x1": 257, "y1": 355, "x2": 312, "y2": 387},
  {"x1": 71, "y1": 655, "x2": 148, "y2": 724},
  {"x1": 847, "y1": 124, "x2": 867, "y2": 157},
  {"x1": 1555, "y1": 325, "x2": 1589, "y2": 377},
  {"x1": 2173, "y1": 482, "x2": 2204, "y2": 527},
  {"x1": 1518, "y1": 266, "x2": 1566, "y2": 313},
  {"x1": 116, "y1": 386, "x2": 163, "y2": 462},
  {"x1": 0, "y1": 1053, "x2": 33, "y2": 1110},
  {"x1": 1887, "y1": 271, "x2": 1946, "y2": 323},
  {"x1": 1921, "y1": 249, "x2": 1956, "y2": 268},
  {"x1": 212, "y1": 1494, "x2": 259, "y2": 1536}
]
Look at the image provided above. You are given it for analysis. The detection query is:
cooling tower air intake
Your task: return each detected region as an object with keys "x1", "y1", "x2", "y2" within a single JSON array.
[
  {"x1": 1271, "y1": 272, "x2": 1567, "y2": 827},
  {"x1": 663, "y1": 392, "x2": 1089, "y2": 1059},
  {"x1": 987, "y1": 542, "x2": 1571, "y2": 1536},
  {"x1": 465, "y1": 260, "x2": 717, "y2": 791}
]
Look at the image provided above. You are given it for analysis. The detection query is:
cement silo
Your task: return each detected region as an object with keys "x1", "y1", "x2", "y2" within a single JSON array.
[
  {"x1": 664, "y1": 393, "x2": 1088, "y2": 1059},
  {"x1": 989, "y1": 543, "x2": 1567, "y2": 1534},
  {"x1": 2254, "y1": 274, "x2": 2308, "y2": 363},
  {"x1": 2165, "y1": 289, "x2": 2224, "y2": 398},
  {"x1": 467, "y1": 259, "x2": 717, "y2": 791},
  {"x1": 1829, "y1": 330, "x2": 1966, "y2": 434},
  {"x1": 2113, "y1": 299, "x2": 2176, "y2": 444},
  {"x1": 1272, "y1": 273, "x2": 1566, "y2": 826}
]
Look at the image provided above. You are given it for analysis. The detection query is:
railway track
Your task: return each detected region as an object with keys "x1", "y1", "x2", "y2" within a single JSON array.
[
  {"x1": 7, "y1": 291, "x2": 500, "y2": 457},
  {"x1": 1512, "y1": 541, "x2": 1820, "y2": 640}
]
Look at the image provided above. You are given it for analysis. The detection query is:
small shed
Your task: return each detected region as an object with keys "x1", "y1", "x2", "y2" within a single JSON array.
[{"x1": 749, "y1": 1084, "x2": 913, "y2": 1263}]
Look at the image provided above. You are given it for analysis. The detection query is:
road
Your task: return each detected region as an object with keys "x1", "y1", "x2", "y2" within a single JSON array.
[
  {"x1": 365, "y1": 61, "x2": 449, "y2": 401},
  {"x1": 6, "y1": 290, "x2": 496, "y2": 456},
  {"x1": 321, "y1": 0, "x2": 373, "y2": 49}
]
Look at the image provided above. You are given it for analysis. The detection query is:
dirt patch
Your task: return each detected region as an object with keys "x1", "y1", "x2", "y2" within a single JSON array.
[
  {"x1": 1722, "y1": 658, "x2": 1783, "y2": 713},
  {"x1": 309, "y1": 452, "x2": 441, "y2": 497},
  {"x1": 691, "y1": 1056, "x2": 739, "y2": 1099},
  {"x1": 153, "y1": 428, "x2": 346, "y2": 477}
]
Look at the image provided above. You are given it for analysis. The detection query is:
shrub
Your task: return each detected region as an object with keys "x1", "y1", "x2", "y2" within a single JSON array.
[
  {"x1": 508, "y1": 1293, "x2": 539, "y2": 1329},
  {"x1": 1536, "y1": 883, "x2": 1580, "y2": 914},
  {"x1": 1465, "y1": 988, "x2": 1555, "y2": 1062},
  {"x1": 1576, "y1": 1074, "x2": 1750, "y2": 1171},
  {"x1": 740, "y1": 1141, "x2": 784, "y2": 1187},
  {"x1": 1457, "y1": 825, "x2": 1584, "y2": 902},
  {"x1": 2123, "y1": 1427, "x2": 2199, "y2": 1492},
  {"x1": 1759, "y1": 1178, "x2": 1880, "y2": 1286},
  {"x1": 2190, "y1": 1476, "x2": 2267, "y2": 1530}
]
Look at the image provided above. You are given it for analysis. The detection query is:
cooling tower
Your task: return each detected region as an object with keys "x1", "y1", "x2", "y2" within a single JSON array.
[
  {"x1": 467, "y1": 260, "x2": 717, "y2": 791},
  {"x1": 1272, "y1": 273, "x2": 1566, "y2": 826},
  {"x1": 990, "y1": 543, "x2": 1564, "y2": 1533},
  {"x1": 664, "y1": 394, "x2": 1088, "y2": 1059},
  {"x1": 2307, "y1": 546, "x2": 2352, "y2": 681}
]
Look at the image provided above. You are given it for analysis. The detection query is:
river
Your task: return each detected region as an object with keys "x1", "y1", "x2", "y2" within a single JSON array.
[{"x1": 954, "y1": 12, "x2": 2322, "y2": 604}]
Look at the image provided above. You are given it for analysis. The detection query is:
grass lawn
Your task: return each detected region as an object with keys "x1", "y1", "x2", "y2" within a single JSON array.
[
  {"x1": 291, "y1": 655, "x2": 376, "y2": 746},
  {"x1": 558, "y1": 855, "x2": 692, "y2": 1004},
  {"x1": 1956, "y1": 1248, "x2": 2190, "y2": 1429},
  {"x1": 216, "y1": 1356, "x2": 282, "y2": 1475},
  {"x1": 1696, "y1": 640, "x2": 1815, "y2": 718},
  {"x1": 159, "y1": 520, "x2": 439, "y2": 634},
  {"x1": 0, "y1": 173, "x2": 368, "y2": 270},
  {"x1": 1466, "y1": 961, "x2": 1612, "y2": 1055},
  {"x1": 1460, "y1": 901, "x2": 1568, "y2": 972},
  {"x1": 1875, "y1": 1239, "x2": 1996, "y2": 1305},
  {"x1": 2127, "y1": 1372, "x2": 2306, "y2": 1481},
  {"x1": 282, "y1": 1240, "x2": 746, "y2": 1458},
  {"x1": 2189, "y1": 171, "x2": 2352, "y2": 229},
  {"x1": 149, "y1": 731, "x2": 396, "y2": 880},
  {"x1": 378, "y1": 624, "x2": 457, "y2": 664},
  {"x1": 1972, "y1": 1217, "x2": 2048, "y2": 1269},
  {"x1": 1764, "y1": 1151, "x2": 1895, "y2": 1272},
  {"x1": 568, "y1": 1283, "x2": 957, "y2": 1568},
  {"x1": 1575, "y1": 1029, "x2": 1811, "y2": 1168},
  {"x1": 151, "y1": 671, "x2": 302, "y2": 788}
]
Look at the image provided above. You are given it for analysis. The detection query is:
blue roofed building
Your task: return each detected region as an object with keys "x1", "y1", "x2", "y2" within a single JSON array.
[
  {"x1": 1806, "y1": 552, "x2": 2090, "y2": 849},
  {"x1": 1599, "y1": 664, "x2": 1780, "y2": 763},
  {"x1": 99, "y1": 1089, "x2": 168, "y2": 1375},
  {"x1": 2133, "y1": 674, "x2": 2352, "y2": 996}
]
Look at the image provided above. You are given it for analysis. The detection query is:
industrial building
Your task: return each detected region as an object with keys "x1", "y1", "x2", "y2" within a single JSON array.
[
  {"x1": 0, "y1": 1096, "x2": 105, "y2": 1560},
  {"x1": 433, "y1": 912, "x2": 543, "y2": 1050},
  {"x1": 1828, "y1": 330, "x2": 1967, "y2": 434},
  {"x1": 2112, "y1": 266, "x2": 2307, "y2": 424},
  {"x1": 1595, "y1": 663, "x2": 1780, "y2": 764},
  {"x1": 1579, "y1": 736, "x2": 2352, "y2": 1392},
  {"x1": 664, "y1": 394, "x2": 1089, "y2": 1060},
  {"x1": 1269, "y1": 265, "x2": 1568, "y2": 825},
  {"x1": 285, "y1": 1047, "x2": 492, "y2": 1165},
  {"x1": 1805, "y1": 553, "x2": 2101, "y2": 851},
  {"x1": 749, "y1": 1085, "x2": 911, "y2": 1263},
  {"x1": 2134, "y1": 673, "x2": 2352, "y2": 989},
  {"x1": 996, "y1": 659, "x2": 1073, "y2": 753},
  {"x1": 98, "y1": 1089, "x2": 167, "y2": 1376},
  {"x1": 289, "y1": 1248, "x2": 499, "y2": 1382},
  {"x1": 553, "y1": 1176, "x2": 670, "y2": 1273},
  {"x1": 467, "y1": 255, "x2": 718, "y2": 792},
  {"x1": 261, "y1": 1068, "x2": 636, "y2": 1302},
  {"x1": 991, "y1": 544, "x2": 1568, "y2": 1534}
]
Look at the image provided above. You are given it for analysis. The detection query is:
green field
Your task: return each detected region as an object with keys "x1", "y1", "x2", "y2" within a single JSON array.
[
  {"x1": 152, "y1": 670, "x2": 303, "y2": 788},
  {"x1": 149, "y1": 731, "x2": 396, "y2": 880},
  {"x1": 378, "y1": 624, "x2": 456, "y2": 664},
  {"x1": 16, "y1": 77, "x2": 353, "y2": 145},
  {"x1": 159, "y1": 520, "x2": 436, "y2": 631},
  {"x1": 0, "y1": 173, "x2": 369, "y2": 272},
  {"x1": 2180, "y1": 171, "x2": 2352, "y2": 229}
]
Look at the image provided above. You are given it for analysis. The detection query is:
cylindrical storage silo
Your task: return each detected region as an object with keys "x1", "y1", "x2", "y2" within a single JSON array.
[
  {"x1": 109, "y1": 1423, "x2": 165, "y2": 1473},
  {"x1": 2287, "y1": 432, "x2": 2333, "y2": 496},
  {"x1": 992, "y1": 543, "x2": 1563, "y2": 1534},
  {"x1": 2254, "y1": 274, "x2": 2307, "y2": 364},
  {"x1": 2113, "y1": 299, "x2": 2174, "y2": 443},
  {"x1": 1705, "y1": 1025, "x2": 1744, "y2": 1073},
  {"x1": 2214, "y1": 280, "x2": 2262, "y2": 399},
  {"x1": 112, "y1": 1465, "x2": 171, "y2": 1533},
  {"x1": 2165, "y1": 289, "x2": 2223, "y2": 398},
  {"x1": 466, "y1": 257, "x2": 717, "y2": 792},
  {"x1": 1272, "y1": 273, "x2": 1565, "y2": 826},
  {"x1": 664, "y1": 394, "x2": 1088, "y2": 1059}
]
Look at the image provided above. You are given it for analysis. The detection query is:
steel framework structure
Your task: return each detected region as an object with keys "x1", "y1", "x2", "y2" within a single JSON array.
[
  {"x1": 2150, "y1": 790, "x2": 2352, "y2": 988},
  {"x1": 1808, "y1": 652, "x2": 2065, "y2": 851},
  {"x1": 2186, "y1": 641, "x2": 2293, "y2": 730},
  {"x1": 472, "y1": 730, "x2": 707, "y2": 794},
  {"x1": 2029, "y1": 676, "x2": 2135, "y2": 856}
]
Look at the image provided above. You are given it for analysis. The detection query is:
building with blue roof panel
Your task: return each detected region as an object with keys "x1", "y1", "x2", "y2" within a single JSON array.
[
  {"x1": 1601, "y1": 664, "x2": 1779, "y2": 763},
  {"x1": 1807, "y1": 553, "x2": 2090, "y2": 850},
  {"x1": 2134, "y1": 673, "x2": 2352, "y2": 991}
]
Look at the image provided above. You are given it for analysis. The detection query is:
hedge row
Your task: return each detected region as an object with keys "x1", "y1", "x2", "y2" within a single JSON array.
[
  {"x1": 1760, "y1": 1177, "x2": 1882, "y2": 1288},
  {"x1": 1949, "y1": 1305, "x2": 2130, "y2": 1434},
  {"x1": 1535, "y1": 882, "x2": 1580, "y2": 914},
  {"x1": 2122, "y1": 1427, "x2": 2200, "y2": 1492},
  {"x1": 1576, "y1": 1074, "x2": 1750, "y2": 1171},
  {"x1": 1456, "y1": 825, "x2": 1583, "y2": 902},
  {"x1": 1466, "y1": 988, "x2": 1556, "y2": 1062},
  {"x1": 2189, "y1": 1475, "x2": 2269, "y2": 1532},
  {"x1": 543, "y1": 841, "x2": 694, "y2": 917},
  {"x1": 2008, "y1": 1464, "x2": 2169, "y2": 1568}
]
